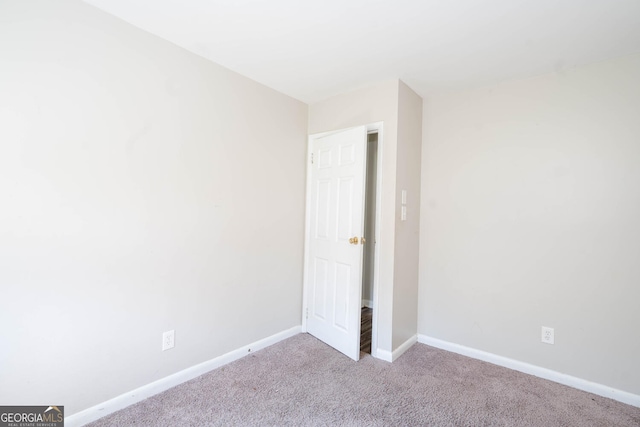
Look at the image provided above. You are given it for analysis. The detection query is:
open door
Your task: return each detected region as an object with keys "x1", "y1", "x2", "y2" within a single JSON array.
[{"x1": 304, "y1": 125, "x2": 367, "y2": 361}]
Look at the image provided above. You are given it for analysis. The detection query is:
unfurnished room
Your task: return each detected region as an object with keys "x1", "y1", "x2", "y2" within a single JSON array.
[{"x1": 1, "y1": 0, "x2": 639, "y2": 426}]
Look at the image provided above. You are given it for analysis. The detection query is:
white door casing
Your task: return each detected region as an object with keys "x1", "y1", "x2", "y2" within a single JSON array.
[{"x1": 304, "y1": 126, "x2": 367, "y2": 361}]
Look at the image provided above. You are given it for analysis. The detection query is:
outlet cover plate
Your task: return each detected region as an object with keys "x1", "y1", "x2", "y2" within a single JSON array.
[
  {"x1": 162, "y1": 330, "x2": 175, "y2": 351},
  {"x1": 541, "y1": 326, "x2": 554, "y2": 345}
]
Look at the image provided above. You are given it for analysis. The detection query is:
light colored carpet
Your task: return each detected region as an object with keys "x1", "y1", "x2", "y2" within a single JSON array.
[{"x1": 87, "y1": 333, "x2": 640, "y2": 426}]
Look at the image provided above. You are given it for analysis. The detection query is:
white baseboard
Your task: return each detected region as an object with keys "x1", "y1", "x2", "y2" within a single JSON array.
[
  {"x1": 374, "y1": 334, "x2": 417, "y2": 363},
  {"x1": 418, "y1": 334, "x2": 640, "y2": 408},
  {"x1": 66, "y1": 326, "x2": 302, "y2": 427},
  {"x1": 361, "y1": 299, "x2": 373, "y2": 309},
  {"x1": 393, "y1": 334, "x2": 417, "y2": 361},
  {"x1": 375, "y1": 348, "x2": 392, "y2": 362}
]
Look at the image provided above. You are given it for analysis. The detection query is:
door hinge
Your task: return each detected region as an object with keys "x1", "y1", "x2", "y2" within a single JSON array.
[
  {"x1": 306, "y1": 307, "x2": 309, "y2": 319},
  {"x1": 311, "y1": 153, "x2": 314, "y2": 164}
]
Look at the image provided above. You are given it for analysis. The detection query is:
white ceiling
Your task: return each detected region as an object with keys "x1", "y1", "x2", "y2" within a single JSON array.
[{"x1": 83, "y1": 0, "x2": 640, "y2": 104}]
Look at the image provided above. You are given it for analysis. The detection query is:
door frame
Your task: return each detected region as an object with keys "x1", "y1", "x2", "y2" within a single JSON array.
[{"x1": 301, "y1": 122, "x2": 384, "y2": 359}]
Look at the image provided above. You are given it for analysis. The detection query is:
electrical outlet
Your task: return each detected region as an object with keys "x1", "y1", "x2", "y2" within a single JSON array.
[
  {"x1": 162, "y1": 330, "x2": 175, "y2": 351},
  {"x1": 541, "y1": 326, "x2": 554, "y2": 345}
]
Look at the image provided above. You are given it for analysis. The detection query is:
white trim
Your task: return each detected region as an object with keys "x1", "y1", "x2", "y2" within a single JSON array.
[
  {"x1": 368, "y1": 123, "x2": 383, "y2": 361},
  {"x1": 392, "y1": 334, "x2": 417, "y2": 361},
  {"x1": 376, "y1": 348, "x2": 392, "y2": 362},
  {"x1": 374, "y1": 334, "x2": 417, "y2": 363},
  {"x1": 417, "y1": 335, "x2": 640, "y2": 408},
  {"x1": 66, "y1": 326, "x2": 302, "y2": 427},
  {"x1": 300, "y1": 131, "x2": 313, "y2": 333}
]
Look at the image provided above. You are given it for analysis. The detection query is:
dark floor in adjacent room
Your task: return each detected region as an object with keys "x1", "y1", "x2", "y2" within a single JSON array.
[{"x1": 360, "y1": 306, "x2": 372, "y2": 354}]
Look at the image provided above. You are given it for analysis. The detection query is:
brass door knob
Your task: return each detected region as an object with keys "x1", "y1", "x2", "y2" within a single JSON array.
[
  {"x1": 360, "y1": 237, "x2": 366, "y2": 245},
  {"x1": 349, "y1": 237, "x2": 359, "y2": 245}
]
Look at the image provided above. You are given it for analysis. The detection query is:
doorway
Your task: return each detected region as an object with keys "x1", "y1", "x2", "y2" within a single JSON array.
[
  {"x1": 360, "y1": 132, "x2": 377, "y2": 354},
  {"x1": 303, "y1": 123, "x2": 383, "y2": 361}
]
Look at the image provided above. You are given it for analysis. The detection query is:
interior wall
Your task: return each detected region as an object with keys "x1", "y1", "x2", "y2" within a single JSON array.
[
  {"x1": 419, "y1": 53, "x2": 640, "y2": 394},
  {"x1": 309, "y1": 80, "x2": 399, "y2": 354},
  {"x1": 362, "y1": 134, "x2": 378, "y2": 307},
  {"x1": 392, "y1": 81, "x2": 423, "y2": 349},
  {"x1": 0, "y1": 0, "x2": 307, "y2": 415}
]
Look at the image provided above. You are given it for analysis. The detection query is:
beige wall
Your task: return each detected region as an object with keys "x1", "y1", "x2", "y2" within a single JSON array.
[
  {"x1": 419, "y1": 54, "x2": 640, "y2": 394},
  {"x1": 362, "y1": 133, "x2": 378, "y2": 305},
  {"x1": 0, "y1": 0, "x2": 307, "y2": 415},
  {"x1": 392, "y1": 81, "x2": 422, "y2": 348}
]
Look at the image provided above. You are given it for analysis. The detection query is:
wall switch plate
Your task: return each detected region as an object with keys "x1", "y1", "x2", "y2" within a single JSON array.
[
  {"x1": 162, "y1": 330, "x2": 175, "y2": 351},
  {"x1": 541, "y1": 326, "x2": 554, "y2": 344}
]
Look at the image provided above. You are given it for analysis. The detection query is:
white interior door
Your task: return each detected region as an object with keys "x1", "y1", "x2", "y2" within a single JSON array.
[{"x1": 305, "y1": 125, "x2": 367, "y2": 361}]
